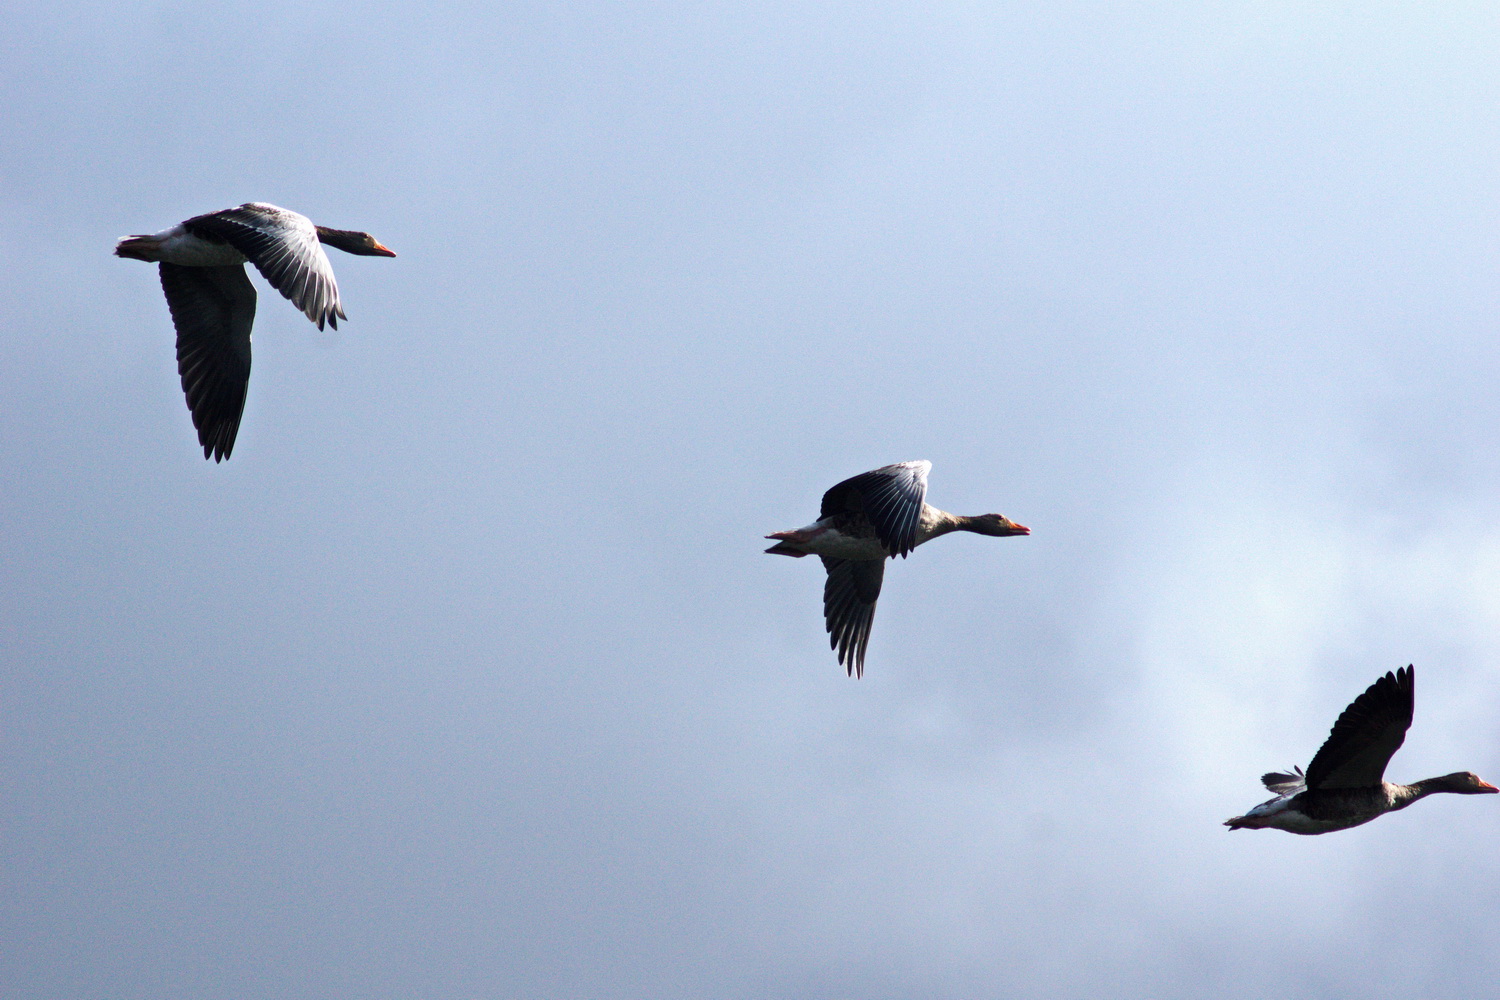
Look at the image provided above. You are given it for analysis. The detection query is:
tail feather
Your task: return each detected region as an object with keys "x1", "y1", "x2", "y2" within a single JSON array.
[
  {"x1": 765, "y1": 528, "x2": 814, "y2": 557},
  {"x1": 765, "y1": 541, "x2": 808, "y2": 557},
  {"x1": 115, "y1": 235, "x2": 159, "y2": 261}
]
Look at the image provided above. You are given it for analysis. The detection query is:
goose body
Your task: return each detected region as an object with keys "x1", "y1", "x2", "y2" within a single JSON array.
[
  {"x1": 1225, "y1": 665, "x2": 1497, "y2": 834},
  {"x1": 766, "y1": 461, "x2": 1029, "y2": 678},
  {"x1": 116, "y1": 202, "x2": 396, "y2": 461}
]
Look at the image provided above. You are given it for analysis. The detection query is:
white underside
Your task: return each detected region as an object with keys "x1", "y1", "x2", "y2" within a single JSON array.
[
  {"x1": 151, "y1": 225, "x2": 248, "y2": 266},
  {"x1": 1241, "y1": 798, "x2": 1343, "y2": 834},
  {"x1": 1237, "y1": 791, "x2": 1390, "y2": 834},
  {"x1": 783, "y1": 520, "x2": 889, "y2": 560}
]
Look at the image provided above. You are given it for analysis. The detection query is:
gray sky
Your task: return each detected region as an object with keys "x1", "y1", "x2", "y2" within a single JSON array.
[{"x1": 5, "y1": 3, "x2": 1500, "y2": 997}]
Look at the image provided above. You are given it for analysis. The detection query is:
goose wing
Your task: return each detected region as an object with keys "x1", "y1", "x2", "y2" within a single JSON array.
[
  {"x1": 1260, "y1": 767, "x2": 1306, "y2": 795},
  {"x1": 820, "y1": 460, "x2": 931, "y2": 559},
  {"x1": 183, "y1": 203, "x2": 344, "y2": 330},
  {"x1": 821, "y1": 556, "x2": 885, "y2": 678},
  {"x1": 159, "y1": 262, "x2": 254, "y2": 462},
  {"x1": 1304, "y1": 666, "x2": 1415, "y2": 790}
]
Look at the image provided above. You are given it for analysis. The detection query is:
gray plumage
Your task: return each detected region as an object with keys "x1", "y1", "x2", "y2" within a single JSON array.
[
  {"x1": 116, "y1": 202, "x2": 395, "y2": 461},
  {"x1": 819, "y1": 461, "x2": 930, "y2": 559},
  {"x1": 765, "y1": 461, "x2": 1029, "y2": 678},
  {"x1": 1225, "y1": 666, "x2": 1498, "y2": 834}
]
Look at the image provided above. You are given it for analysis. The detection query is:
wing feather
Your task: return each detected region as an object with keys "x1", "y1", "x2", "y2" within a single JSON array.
[
  {"x1": 1304, "y1": 666, "x2": 1415, "y2": 790},
  {"x1": 184, "y1": 203, "x2": 343, "y2": 330},
  {"x1": 821, "y1": 557, "x2": 884, "y2": 678},
  {"x1": 820, "y1": 460, "x2": 930, "y2": 558},
  {"x1": 1260, "y1": 767, "x2": 1306, "y2": 795},
  {"x1": 159, "y1": 263, "x2": 254, "y2": 462}
]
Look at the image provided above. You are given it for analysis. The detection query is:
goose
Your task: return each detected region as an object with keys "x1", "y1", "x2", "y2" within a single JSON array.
[
  {"x1": 116, "y1": 202, "x2": 396, "y2": 461},
  {"x1": 1226, "y1": 665, "x2": 1496, "y2": 834},
  {"x1": 765, "y1": 461, "x2": 1029, "y2": 678}
]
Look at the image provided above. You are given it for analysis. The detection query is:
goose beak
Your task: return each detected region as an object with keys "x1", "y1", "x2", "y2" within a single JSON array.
[
  {"x1": 1478, "y1": 779, "x2": 1499, "y2": 793},
  {"x1": 369, "y1": 241, "x2": 397, "y2": 257}
]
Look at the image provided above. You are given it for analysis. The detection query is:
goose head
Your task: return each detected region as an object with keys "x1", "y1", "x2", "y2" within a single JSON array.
[
  {"x1": 1430, "y1": 772, "x2": 1499, "y2": 794},
  {"x1": 962, "y1": 513, "x2": 1030, "y2": 537},
  {"x1": 314, "y1": 226, "x2": 397, "y2": 256}
]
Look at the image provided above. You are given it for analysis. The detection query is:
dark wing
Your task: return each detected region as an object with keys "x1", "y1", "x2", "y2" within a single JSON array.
[
  {"x1": 1304, "y1": 666, "x2": 1415, "y2": 790},
  {"x1": 821, "y1": 557, "x2": 884, "y2": 678},
  {"x1": 820, "y1": 460, "x2": 931, "y2": 558},
  {"x1": 184, "y1": 203, "x2": 343, "y2": 329},
  {"x1": 159, "y1": 263, "x2": 254, "y2": 462}
]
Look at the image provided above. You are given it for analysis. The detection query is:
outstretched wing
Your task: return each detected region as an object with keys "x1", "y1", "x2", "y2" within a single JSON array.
[
  {"x1": 184, "y1": 203, "x2": 343, "y2": 330},
  {"x1": 1304, "y1": 666, "x2": 1415, "y2": 790},
  {"x1": 159, "y1": 263, "x2": 254, "y2": 462},
  {"x1": 820, "y1": 460, "x2": 930, "y2": 559},
  {"x1": 821, "y1": 556, "x2": 884, "y2": 678}
]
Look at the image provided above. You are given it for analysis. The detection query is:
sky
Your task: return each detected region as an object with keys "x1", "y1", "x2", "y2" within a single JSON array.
[{"x1": 4, "y1": 3, "x2": 1500, "y2": 997}]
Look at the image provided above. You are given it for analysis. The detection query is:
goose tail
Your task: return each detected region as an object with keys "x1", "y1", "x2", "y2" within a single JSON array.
[{"x1": 114, "y1": 235, "x2": 160, "y2": 261}]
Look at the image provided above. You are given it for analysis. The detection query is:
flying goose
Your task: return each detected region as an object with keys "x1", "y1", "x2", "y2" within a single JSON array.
[
  {"x1": 116, "y1": 202, "x2": 396, "y2": 461},
  {"x1": 766, "y1": 461, "x2": 1029, "y2": 678},
  {"x1": 1226, "y1": 665, "x2": 1496, "y2": 834}
]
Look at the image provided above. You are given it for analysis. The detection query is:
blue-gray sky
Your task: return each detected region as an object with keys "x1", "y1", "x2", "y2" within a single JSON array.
[{"x1": 5, "y1": 3, "x2": 1500, "y2": 997}]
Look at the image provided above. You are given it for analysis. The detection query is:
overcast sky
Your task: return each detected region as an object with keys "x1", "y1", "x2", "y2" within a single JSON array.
[{"x1": 5, "y1": 3, "x2": 1500, "y2": 997}]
